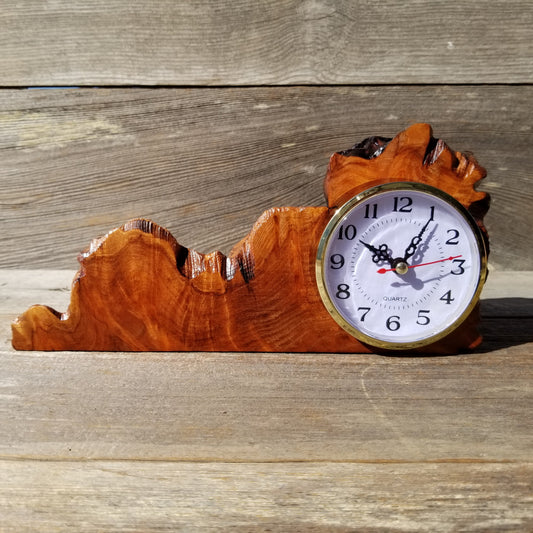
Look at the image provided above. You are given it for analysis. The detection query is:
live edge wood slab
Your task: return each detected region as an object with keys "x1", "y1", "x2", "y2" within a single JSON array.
[{"x1": 12, "y1": 123, "x2": 489, "y2": 353}]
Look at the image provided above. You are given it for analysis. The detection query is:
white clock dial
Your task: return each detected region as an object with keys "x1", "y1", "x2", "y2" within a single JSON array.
[{"x1": 316, "y1": 182, "x2": 488, "y2": 349}]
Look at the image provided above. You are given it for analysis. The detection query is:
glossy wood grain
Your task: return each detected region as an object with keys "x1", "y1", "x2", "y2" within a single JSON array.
[{"x1": 11, "y1": 125, "x2": 490, "y2": 353}]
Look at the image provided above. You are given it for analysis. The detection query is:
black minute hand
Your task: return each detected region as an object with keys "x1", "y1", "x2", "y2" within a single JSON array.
[
  {"x1": 359, "y1": 240, "x2": 394, "y2": 266},
  {"x1": 403, "y1": 210, "x2": 434, "y2": 261}
]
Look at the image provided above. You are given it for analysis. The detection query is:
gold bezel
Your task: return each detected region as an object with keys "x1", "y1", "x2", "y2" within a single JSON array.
[{"x1": 315, "y1": 181, "x2": 488, "y2": 350}]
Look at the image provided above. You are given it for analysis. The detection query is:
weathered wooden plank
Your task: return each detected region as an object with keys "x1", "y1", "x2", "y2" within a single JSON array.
[
  {"x1": 0, "y1": 340, "x2": 530, "y2": 460},
  {"x1": 0, "y1": 0, "x2": 531, "y2": 85},
  {"x1": 1, "y1": 86, "x2": 531, "y2": 270},
  {"x1": 0, "y1": 460, "x2": 531, "y2": 532},
  {"x1": 2, "y1": 270, "x2": 532, "y2": 352},
  {"x1": 2, "y1": 269, "x2": 531, "y2": 322},
  {"x1": 2, "y1": 271, "x2": 532, "y2": 353},
  {"x1": 0, "y1": 271, "x2": 531, "y2": 529}
]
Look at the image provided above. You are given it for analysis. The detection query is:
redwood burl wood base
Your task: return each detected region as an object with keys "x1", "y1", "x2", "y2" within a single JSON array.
[{"x1": 12, "y1": 124, "x2": 490, "y2": 353}]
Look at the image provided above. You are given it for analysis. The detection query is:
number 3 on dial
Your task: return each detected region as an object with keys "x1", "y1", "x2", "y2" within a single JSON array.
[{"x1": 316, "y1": 182, "x2": 488, "y2": 350}]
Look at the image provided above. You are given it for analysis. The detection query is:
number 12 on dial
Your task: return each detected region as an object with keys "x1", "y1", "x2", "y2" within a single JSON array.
[{"x1": 316, "y1": 182, "x2": 488, "y2": 350}]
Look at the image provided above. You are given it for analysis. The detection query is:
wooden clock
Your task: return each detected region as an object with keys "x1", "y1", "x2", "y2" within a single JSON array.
[{"x1": 12, "y1": 123, "x2": 490, "y2": 354}]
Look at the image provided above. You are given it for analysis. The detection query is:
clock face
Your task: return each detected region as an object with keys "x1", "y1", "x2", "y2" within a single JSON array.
[{"x1": 316, "y1": 182, "x2": 488, "y2": 349}]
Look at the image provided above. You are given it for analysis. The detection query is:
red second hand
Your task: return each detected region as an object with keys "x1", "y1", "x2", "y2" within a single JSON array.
[{"x1": 377, "y1": 255, "x2": 463, "y2": 274}]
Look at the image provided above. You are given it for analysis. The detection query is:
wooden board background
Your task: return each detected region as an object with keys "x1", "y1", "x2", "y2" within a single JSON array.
[
  {"x1": 0, "y1": 1, "x2": 532, "y2": 531},
  {"x1": 0, "y1": 0, "x2": 531, "y2": 270},
  {"x1": 1, "y1": 86, "x2": 532, "y2": 270},
  {"x1": 1, "y1": 0, "x2": 531, "y2": 85},
  {"x1": 0, "y1": 270, "x2": 532, "y2": 531}
]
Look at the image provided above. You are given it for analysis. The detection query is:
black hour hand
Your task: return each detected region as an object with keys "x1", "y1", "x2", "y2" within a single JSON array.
[{"x1": 360, "y1": 240, "x2": 394, "y2": 265}]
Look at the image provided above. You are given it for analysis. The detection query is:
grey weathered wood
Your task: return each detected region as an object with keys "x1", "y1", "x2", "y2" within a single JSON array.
[
  {"x1": 0, "y1": 346, "x2": 531, "y2": 462},
  {"x1": 1, "y1": 86, "x2": 532, "y2": 270},
  {"x1": 0, "y1": 0, "x2": 531, "y2": 86},
  {"x1": 2, "y1": 269, "x2": 531, "y2": 323},
  {"x1": 0, "y1": 460, "x2": 531, "y2": 532},
  {"x1": 1, "y1": 271, "x2": 532, "y2": 461},
  {"x1": 1, "y1": 270, "x2": 532, "y2": 530}
]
